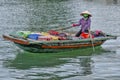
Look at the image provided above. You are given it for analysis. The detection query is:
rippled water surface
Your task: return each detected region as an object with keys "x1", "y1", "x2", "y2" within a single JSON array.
[{"x1": 1, "y1": 0, "x2": 120, "y2": 80}]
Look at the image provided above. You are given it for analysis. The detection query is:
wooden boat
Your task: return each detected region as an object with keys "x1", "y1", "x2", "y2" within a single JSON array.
[{"x1": 2, "y1": 31, "x2": 116, "y2": 53}]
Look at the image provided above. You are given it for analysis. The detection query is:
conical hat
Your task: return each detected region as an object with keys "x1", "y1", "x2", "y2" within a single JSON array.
[{"x1": 80, "y1": 10, "x2": 92, "y2": 17}]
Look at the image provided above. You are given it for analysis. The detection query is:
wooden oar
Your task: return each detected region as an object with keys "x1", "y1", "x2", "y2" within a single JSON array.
[
  {"x1": 89, "y1": 30, "x2": 95, "y2": 52},
  {"x1": 54, "y1": 26, "x2": 73, "y2": 31}
]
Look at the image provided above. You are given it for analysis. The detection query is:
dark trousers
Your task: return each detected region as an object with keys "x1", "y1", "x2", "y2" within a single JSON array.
[{"x1": 75, "y1": 29, "x2": 89, "y2": 37}]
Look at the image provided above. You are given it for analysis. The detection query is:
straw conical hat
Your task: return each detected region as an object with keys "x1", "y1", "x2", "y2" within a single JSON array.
[{"x1": 80, "y1": 10, "x2": 92, "y2": 17}]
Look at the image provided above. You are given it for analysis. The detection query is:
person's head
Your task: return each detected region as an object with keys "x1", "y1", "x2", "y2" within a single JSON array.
[
  {"x1": 80, "y1": 10, "x2": 92, "y2": 18},
  {"x1": 83, "y1": 14, "x2": 89, "y2": 18}
]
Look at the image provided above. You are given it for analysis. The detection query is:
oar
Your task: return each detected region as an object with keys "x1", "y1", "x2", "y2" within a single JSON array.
[
  {"x1": 89, "y1": 30, "x2": 95, "y2": 52},
  {"x1": 54, "y1": 26, "x2": 73, "y2": 31}
]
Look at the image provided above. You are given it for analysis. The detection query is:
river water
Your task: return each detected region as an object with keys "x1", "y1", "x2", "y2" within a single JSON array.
[{"x1": 1, "y1": 0, "x2": 120, "y2": 80}]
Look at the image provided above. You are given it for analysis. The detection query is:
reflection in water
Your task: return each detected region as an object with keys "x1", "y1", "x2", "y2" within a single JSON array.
[
  {"x1": 4, "y1": 46, "x2": 102, "y2": 70},
  {"x1": 4, "y1": 52, "x2": 66, "y2": 69},
  {"x1": 3, "y1": 46, "x2": 97, "y2": 79},
  {"x1": 79, "y1": 57, "x2": 92, "y2": 75},
  {"x1": 4, "y1": 52, "x2": 93, "y2": 79}
]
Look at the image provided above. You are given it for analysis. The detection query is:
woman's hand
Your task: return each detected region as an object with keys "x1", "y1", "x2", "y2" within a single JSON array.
[{"x1": 72, "y1": 24, "x2": 77, "y2": 27}]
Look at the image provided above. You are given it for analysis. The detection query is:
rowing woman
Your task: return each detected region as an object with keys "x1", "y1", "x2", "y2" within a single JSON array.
[{"x1": 72, "y1": 10, "x2": 92, "y2": 37}]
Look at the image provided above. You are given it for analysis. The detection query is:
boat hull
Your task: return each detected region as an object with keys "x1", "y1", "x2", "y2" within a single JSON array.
[{"x1": 15, "y1": 41, "x2": 104, "y2": 53}]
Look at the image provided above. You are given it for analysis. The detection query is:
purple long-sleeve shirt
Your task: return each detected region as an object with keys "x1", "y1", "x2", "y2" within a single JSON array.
[{"x1": 75, "y1": 18, "x2": 91, "y2": 32}]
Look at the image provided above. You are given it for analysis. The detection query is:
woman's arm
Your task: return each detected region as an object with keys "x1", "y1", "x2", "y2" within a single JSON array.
[{"x1": 72, "y1": 19, "x2": 82, "y2": 27}]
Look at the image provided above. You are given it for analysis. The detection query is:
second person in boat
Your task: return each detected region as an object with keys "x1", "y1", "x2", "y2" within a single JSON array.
[{"x1": 72, "y1": 10, "x2": 92, "y2": 37}]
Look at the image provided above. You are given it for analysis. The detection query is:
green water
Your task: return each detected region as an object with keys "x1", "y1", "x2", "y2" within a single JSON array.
[
  {"x1": 5, "y1": 47, "x2": 103, "y2": 69},
  {"x1": 3, "y1": 47, "x2": 104, "y2": 80},
  {"x1": 1, "y1": 0, "x2": 120, "y2": 80}
]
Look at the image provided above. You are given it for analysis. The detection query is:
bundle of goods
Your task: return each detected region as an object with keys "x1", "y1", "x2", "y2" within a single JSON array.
[{"x1": 14, "y1": 31, "x2": 67, "y2": 41}]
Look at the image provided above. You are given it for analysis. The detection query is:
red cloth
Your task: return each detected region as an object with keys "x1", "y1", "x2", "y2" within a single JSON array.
[{"x1": 48, "y1": 30, "x2": 59, "y2": 35}]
